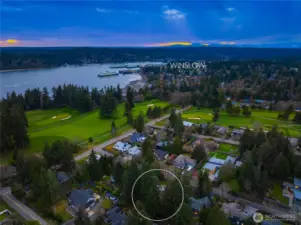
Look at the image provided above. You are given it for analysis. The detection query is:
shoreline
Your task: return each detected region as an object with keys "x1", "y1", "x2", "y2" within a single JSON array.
[{"x1": 0, "y1": 67, "x2": 52, "y2": 73}]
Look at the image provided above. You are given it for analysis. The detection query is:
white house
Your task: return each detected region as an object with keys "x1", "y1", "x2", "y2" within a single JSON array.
[
  {"x1": 113, "y1": 141, "x2": 131, "y2": 153},
  {"x1": 128, "y1": 146, "x2": 141, "y2": 156},
  {"x1": 208, "y1": 157, "x2": 225, "y2": 166},
  {"x1": 183, "y1": 121, "x2": 194, "y2": 127}
]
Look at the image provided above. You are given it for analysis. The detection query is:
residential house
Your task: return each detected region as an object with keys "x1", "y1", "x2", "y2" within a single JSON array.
[
  {"x1": 225, "y1": 156, "x2": 236, "y2": 164},
  {"x1": 183, "y1": 121, "x2": 194, "y2": 127},
  {"x1": 289, "y1": 137, "x2": 299, "y2": 148},
  {"x1": 68, "y1": 189, "x2": 97, "y2": 213},
  {"x1": 128, "y1": 146, "x2": 141, "y2": 156},
  {"x1": 113, "y1": 142, "x2": 131, "y2": 153},
  {"x1": 216, "y1": 126, "x2": 228, "y2": 135},
  {"x1": 156, "y1": 141, "x2": 170, "y2": 148},
  {"x1": 106, "y1": 206, "x2": 127, "y2": 225},
  {"x1": 205, "y1": 141, "x2": 219, "y2": 151},
  {"x1": 56, "y1": 171, "x2": 70, "y2": 184},
  {"x1": 173, "y1": 155, "x2": 196, "y2": 171},
  {"x1": 293, "y1": 177, "x2": 301, "y2": 212},
  {"x1": 154, "y1": 149, "x2": 168, "y2": 161},
  {"x1": 208, "y1": 157, "x2": 226, "y2": 166},
  {"x1": 231, "y1": 129, "x2": 244, "y2": 136},
  {"x1": 221, "y1": 202, "x2": 258, "y2": 220},
  {"x1": 166, "y1": 154, "x2": 177, "y2": 164},
  {"x1": 189, "y1": 197, "x2": 211, "y2": 214},
  {"x1": 203, "y1": 163, "x2": 218, "y2": 175},
  {"x1": 86, "y1": 154, "x2": 101, "y2": 163},
  {"x1": 129, "y1": 132, "x2": 146, "y2": 144}
]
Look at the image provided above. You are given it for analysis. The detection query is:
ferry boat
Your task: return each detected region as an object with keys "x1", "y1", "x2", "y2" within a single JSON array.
[
  {"x1": 119, "y1": 69, "x2": 140, "y2": 74},
  {"x1": 125, "y1": 64, "x2": 140, "y2": 69},
  {"x1": 109, "y1": 64, "x2": 126, "y2": 69},
  {"x1": 98, "y1": 71, "x2": 119, "y2": 77}
]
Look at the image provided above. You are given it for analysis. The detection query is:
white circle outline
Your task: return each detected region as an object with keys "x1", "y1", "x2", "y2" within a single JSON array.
[{"x1": 131, "y1": 168, "x2": 184, "y2": 222}]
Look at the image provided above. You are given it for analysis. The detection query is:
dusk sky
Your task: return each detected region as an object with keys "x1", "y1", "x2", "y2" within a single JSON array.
[{"x1": 1, "y1": 0, "x2": 301, "y2": 47}]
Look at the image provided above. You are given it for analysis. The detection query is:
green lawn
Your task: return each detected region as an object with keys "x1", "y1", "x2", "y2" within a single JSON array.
[
  {"x1": 207, "y1": 152, "x2": 228, "y2": 160},
  {"x1": 227, "y1": 179, "x2": 240, "y2": 193},
  {"x1": 4, "y1": 100, "x2": 169, "y2": 161},
  {"x1": 270, "y1": 182, "x2": 289, "y2": 205},
  {"x1": 182, "y1": 107, "x2": 301, "y2": 137},
  {"x1": 218, "y1": 143, "x2": 238, "y2": 155},
  {"x1": 53, "y1": 200, "x2": 73, "y2": 222},
  {"x1": 0, "y1": 199, "x2": 17, "y2": 221}
]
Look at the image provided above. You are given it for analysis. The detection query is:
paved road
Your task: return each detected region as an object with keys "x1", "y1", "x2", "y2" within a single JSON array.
[
  {"x1": 75, "y1": 106, "x2": 191, "y2": 161},
  {"x1": 212, "y1": 187, "x2": 298, "y2": 221},
  {"x1": 0, "y1": 187, "x2": 48, "y2": 225},
  {"x1": 148, "y1": 124, "x2": 240, "y2": 145}
]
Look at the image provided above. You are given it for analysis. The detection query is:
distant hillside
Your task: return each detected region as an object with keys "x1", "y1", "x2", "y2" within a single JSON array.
[{"x1": 1, "y1": 46, "x2": 301, "y2": 70}]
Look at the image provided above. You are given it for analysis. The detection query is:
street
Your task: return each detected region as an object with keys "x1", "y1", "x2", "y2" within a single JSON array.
[
  {"x1": 0, "y1": 187, "x2": 48, "y2": 225},
  {"x1": 212, "y1": 187, "x2": 298, "y2": 222}
]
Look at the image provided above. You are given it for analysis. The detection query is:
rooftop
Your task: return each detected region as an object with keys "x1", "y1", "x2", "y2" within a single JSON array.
[
  {"x1": 183, "y1": 121, "x2": 194, "y2": 127},
  {"x1": 154, "y1": 149, "x2": 168, "y2": 160},
  {"x1": 173, "y1": 154, "x2": 196, "y2": 169},
  {"x1": 203, "y1": 162, "x2": 218, "y2": 171},
  {"x1": 69, "y1": 189, "x2": 95, "y2": 209},
  {"x1": 189, "y1": 197, "x2": 211, "y2": 211},
  {"x1": 294, "y1": 177, "x2": 301, "y2": 187},
  {"x1": 208, "y1": 157, "x2": 225, "y2": 165},
  {"x1": 56, "y1": 171, "x2": 70, "y2": 184}
]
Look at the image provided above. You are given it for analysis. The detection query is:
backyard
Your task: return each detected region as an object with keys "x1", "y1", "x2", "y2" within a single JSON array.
[{"x1": 181, "y1": 107, "x2": 301, "y2": 137}]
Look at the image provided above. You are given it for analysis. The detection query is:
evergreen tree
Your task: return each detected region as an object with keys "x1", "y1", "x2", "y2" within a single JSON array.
[
  {"x1": 205, "y1": 206, "x2": 231, "y2": 225},
  {"x1": 113, "y1": 162, "x2": 124, "y2": 186},
  {"x1": 169, "y1": 108, "x2": 177, "y2": 128},
  {"x1": 124, "y1": 100, "x2": 132, "y2": 117},
  {"x1": 212, "y1": 108, "x2": 220, "y2": 122},
  {"x1": 174, "y1": 114, "x2": 184, "y2": 137},
  {"x1": 87, "y1": 150, "x2": 103, "y2": 181},
  {"x1": 273, "y1": 154, "x2": 290, "y2": 180},
  {"x1": 99, "y1": 93, "x2": 118, "y2": 118},
  {"x1": 192, "y1": 144, "x2": 207, "y2": 162},
  {"x1": 242, "y1": 105, "x2": 252, "y2": 117},
  {"x1": 142, "y1": 138, "x2": 155, "y2": 164},
  {"x1": 127, "y1": 110, "x2": 134, "y2": 125},
  {"x1": 126, "y1": 87, "x2": 135, "y2": 108},
  {"x1": 225, "y1": 100, "x2": 233, "y2": 115},
  {"x1": 198, "y1": 171, "x2": 212, "y2": 198},
  {"x1": 111, "y1": 121, "x2": 117, "y2": 136},
  {"x1": 135, "y1": 112, "x2": 145, "y2": 133}
]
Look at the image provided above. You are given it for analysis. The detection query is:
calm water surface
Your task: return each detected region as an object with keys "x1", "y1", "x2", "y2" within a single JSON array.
[{"x1": 0, "y1": 62, "x2": 163, "y2": 97}]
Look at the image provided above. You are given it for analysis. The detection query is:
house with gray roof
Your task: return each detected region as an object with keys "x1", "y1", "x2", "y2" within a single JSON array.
[
  {"x1": 56, "y1": 171, "x2": 70, "y2": 184},
  {"x1": 106, "y1": 206, "x2": 127, "y2": 225},
  {"x1": 68, "y1": 189, "x2": 97, "y2": 213},
  {"x1": 189, "y1": 197, "x2": 211, "y2": 212}
]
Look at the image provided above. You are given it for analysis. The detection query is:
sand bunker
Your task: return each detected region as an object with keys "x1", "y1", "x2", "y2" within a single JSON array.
[
  {"x1": 188, "y1": 117, "x2": 201, "y2": 120},
  {"x1": 52, "y1": 116, "x2": 57, "y2": 119},
  {"x1": 147, "y1": 104, "x2": 154, "y2": 107},
  {"x1": 61, "y1": 116, "x2": 71, "y2": 121}
]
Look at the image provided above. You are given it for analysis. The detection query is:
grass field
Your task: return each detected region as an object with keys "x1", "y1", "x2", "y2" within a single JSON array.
[
  {"x1": 182, "y1": 107, "x2": 301, "y2": 137},
  {"x1": 270, "y1": 182, "x2": 289, "y2": 205},
  {"x1": 218, "y1": 143, "x2": 238, "y2": 155},
  {"x1": 2, "y1": 99, "x2": 169, "y2": 162}
]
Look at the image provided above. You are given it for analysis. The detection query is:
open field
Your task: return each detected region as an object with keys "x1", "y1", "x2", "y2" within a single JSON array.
[
  {"x1": 182, "y1": 107, "x2": 301, "y2": 137},
  {"x1": 1, "y1": 99, "x2": 170, "y2": 163}
]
